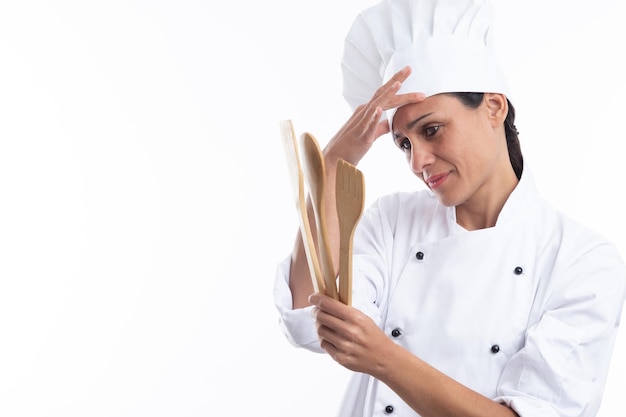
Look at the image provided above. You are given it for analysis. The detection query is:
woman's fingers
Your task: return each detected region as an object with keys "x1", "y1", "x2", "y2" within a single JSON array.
[
  {"x1": 371, "y1": 66, "x2": 425, "y2": 108},
  {"x1": 309, "y1": 294, "x2": 372, "y2": 343},
  {"x1": 375, "y1": 117, "x2": 391, "y2": 138},
  {"x1": 311, "y1": 300, "x2": 352, "y2": 360},
  {"x1": 309, "y1": 292, "x2": 351, "y2": 321},
  {"x1": 388, "y1": 91, "x2": 426, "y2": 110},
  {"x1": 371, "y1": 65, "x2": 411, "y2": 101}
]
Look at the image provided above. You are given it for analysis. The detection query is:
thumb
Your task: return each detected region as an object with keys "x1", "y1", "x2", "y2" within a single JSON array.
[{"x1": 375, "y1": 116, "x2": 391, "y2": 138}]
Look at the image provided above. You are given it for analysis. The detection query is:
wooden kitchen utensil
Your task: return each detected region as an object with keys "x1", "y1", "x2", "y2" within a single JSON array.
[
  {"x1": 299, "y1": 132, "x2": 338, "y2": 300},
  {"x1": 280, "y1": 120, "x2": 325, "y2": 293},
  {"x1": 335, "y1": 158, "x2": 365, "y2": 306}
]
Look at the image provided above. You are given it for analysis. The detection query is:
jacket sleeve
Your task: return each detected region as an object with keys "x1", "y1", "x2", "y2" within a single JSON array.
[
  {"x1": 273, "y1": 255, "x2": 324, "y2": 353},
  {"x1": 273, "y1": 195, "x2": 396, "y2": 353},
  {"x1": 495, "y1": 235, "x2": 626, "y2": 417}
]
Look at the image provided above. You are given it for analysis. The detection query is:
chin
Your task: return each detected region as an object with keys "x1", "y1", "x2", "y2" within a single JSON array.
[
  {"x1": 433, "y1": 191, "x2": 463, "y2": 208},
  {"x1": 434, "y1": 195, "x2": 455, "y2": 207}
]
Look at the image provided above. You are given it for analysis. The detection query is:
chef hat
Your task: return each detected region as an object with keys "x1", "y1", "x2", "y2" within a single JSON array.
[{"x1": 341, "y1": 0, "x2": 511, "y2": 125}]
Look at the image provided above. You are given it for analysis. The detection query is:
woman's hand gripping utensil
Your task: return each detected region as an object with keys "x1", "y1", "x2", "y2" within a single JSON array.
[
  {"x1": 299, "y1": 132, "x2": 339, "y2": 300},
  {"x1": 280, "y1": 120, "x2": 325, "y2": 293},
  {"x1": 335, "y1": 159, "x2": 365, "y2": 306}
]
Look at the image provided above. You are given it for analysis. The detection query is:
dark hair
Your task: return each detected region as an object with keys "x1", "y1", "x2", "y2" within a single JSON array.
[{"x1": 448, "y1": 92, "x2": 523, "y2": 180}]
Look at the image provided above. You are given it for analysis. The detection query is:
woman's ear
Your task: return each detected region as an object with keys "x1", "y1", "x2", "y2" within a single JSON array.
[{"x1": 484, "y1": 93, "x2": 508, "y2": 127}]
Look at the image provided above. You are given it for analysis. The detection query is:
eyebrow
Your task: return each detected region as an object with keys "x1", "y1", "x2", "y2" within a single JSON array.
[
  {"x1": 406, "y1": 112, "x2": 434, "y2": 131},
  {"x1": 393, "y1": 112, "x2": 434, "y2": 139}
]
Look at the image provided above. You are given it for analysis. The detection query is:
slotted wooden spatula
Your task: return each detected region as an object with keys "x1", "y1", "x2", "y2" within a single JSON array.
[
  {"x1": 299, "y1": 132, "x2": 338, "y2": 300},
  {"x1": 280, "y1": 120, "x2": 325, "y2": 293},
  {"x1": 336, "y1": 158, "x2": 365, "y2": 306}
]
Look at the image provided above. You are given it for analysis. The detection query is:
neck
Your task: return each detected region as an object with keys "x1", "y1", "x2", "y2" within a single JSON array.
[{"x1": 455, "y1": 165, "x2": 519, "y2": 231}]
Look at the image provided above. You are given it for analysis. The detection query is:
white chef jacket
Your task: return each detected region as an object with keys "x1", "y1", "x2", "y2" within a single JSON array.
[{"x1": 274, "y1": 169, "x2": 626, "y2": 417}]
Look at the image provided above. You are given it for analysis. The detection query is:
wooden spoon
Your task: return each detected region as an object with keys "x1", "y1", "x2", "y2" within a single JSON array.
[
  {"x1": 299, "y1": 132, "x2": 338, "y2": 300},
  {"x1": 335, "y1": 158, "x2": 365, "y2": 306},
  {"x1": 279, "y1": 120, "x2": 325, "y2": 293}
]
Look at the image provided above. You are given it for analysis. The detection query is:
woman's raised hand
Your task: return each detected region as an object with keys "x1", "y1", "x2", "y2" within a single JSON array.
[{"x1": 323, "y1": 66, "x2": 425, "y2": 166}]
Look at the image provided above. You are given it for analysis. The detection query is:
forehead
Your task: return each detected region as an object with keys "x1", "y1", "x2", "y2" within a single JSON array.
[{"x1": 392, "y1": 94, "x2": 465, "y2": 132}]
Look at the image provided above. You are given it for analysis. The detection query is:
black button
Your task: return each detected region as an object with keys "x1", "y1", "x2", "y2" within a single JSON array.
[
  {"x1": 385, "y1": 405, "x2": 394, "y2": 414},
  {"x1": 415, "y1": 251, "x2": 424, "y2": 260},
  {"x1": 491, "y1": 344, "x2": 500, "y2": 354},
  {"x1": 391, "y1": 328, "x2": 402, "y2": 338},
  {"x1": 514, "y1": 266, "x2": 523, "y2": 275}
]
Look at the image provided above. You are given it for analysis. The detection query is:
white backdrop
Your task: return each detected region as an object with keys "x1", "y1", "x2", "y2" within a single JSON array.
[{"x1": 0, "y1": 1, "x2": 624, "y2": 416}]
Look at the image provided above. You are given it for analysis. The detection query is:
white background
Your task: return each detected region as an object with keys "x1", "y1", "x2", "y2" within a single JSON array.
[{"x1": 0, "y1": 1, "x2": 624, "y2": 416}]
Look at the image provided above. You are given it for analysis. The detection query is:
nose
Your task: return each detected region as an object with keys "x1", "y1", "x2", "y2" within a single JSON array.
[{"x1": 409, "y1": 143, "x2": 434, "y2": 175}]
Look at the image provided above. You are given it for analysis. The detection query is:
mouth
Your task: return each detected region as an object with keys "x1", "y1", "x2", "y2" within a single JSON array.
[{"x1": 425, "y1": 172, "x2": 450, "y2": 190}]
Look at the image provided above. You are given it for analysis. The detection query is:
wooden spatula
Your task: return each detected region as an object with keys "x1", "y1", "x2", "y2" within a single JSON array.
[
  {"x1": 335, "y1": 158, "x2": 365, "y2": 306},
  {"x1": 280, "y1": 120, "x2": 325, "y2": 293},
  {"x1": 299, "y1": 132, "x2": 338, "y2": 300}
]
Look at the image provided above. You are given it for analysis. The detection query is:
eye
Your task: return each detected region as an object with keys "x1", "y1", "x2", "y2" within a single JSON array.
[
  {"x1": 424, "y1": 125, "x2": 440, "y2": 137},
  {"x1": 396, "y1": 138, "x2": 411, "y2": 151}
]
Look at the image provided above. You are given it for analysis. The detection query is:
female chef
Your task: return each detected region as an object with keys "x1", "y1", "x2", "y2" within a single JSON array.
[{"x1": 273, "y1": 0, "x2": 626, "y2": 416}]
